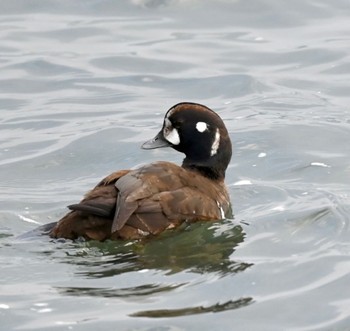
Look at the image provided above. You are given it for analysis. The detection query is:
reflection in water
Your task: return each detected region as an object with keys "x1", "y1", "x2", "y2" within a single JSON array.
[
  {"x1": 57, "y1": 283, "x2": 185, "y2": 298},
  {"x1": 60, "y1": 219, "x2": 250, "y2": 278},
  {"x1": 54, "y1": 219, "x2": 253, "y2": 317},
  {"x1": 130, "y1": 298, "x2": 254, "y2": 318}
]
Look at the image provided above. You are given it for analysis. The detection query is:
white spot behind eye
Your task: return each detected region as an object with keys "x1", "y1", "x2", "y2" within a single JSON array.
[
  {"x1": 211, "y1": 128, "x2": 220, "y2": 156},
  {"x1": 196, "y1": 121, "x2": 208, "y2": 133}
]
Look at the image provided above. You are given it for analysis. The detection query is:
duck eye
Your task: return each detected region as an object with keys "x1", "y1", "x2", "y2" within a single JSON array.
[
  {"x1": 163, "y1": 127, "x2": 169, "y2": 135},
  {"x1": 163, "y1": 118, "x2": 172, "y2": 132}
]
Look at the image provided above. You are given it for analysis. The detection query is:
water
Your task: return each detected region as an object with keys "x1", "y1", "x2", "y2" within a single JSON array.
[{"x1": 1, "y1": 0, "x2": 350, "y2": 330}]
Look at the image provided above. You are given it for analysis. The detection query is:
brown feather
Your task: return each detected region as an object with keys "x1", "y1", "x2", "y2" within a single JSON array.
[{"x1": 49, "y1": 161, "x2": 230, "y2": 241}]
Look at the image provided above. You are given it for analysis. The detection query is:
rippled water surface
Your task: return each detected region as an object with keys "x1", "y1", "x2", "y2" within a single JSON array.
[{"x1": 1, "y1": 0, "x2": 350, "y2": 330}]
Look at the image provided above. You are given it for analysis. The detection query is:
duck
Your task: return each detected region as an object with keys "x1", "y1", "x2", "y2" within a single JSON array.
[{"x1": 48, "y1": 102, "x2": 232, "y2": 241}]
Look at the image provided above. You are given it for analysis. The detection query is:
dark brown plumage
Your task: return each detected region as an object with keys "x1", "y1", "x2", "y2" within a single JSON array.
[{"x1": 48, "y1": 102, "x2": 232, "y2": 241}]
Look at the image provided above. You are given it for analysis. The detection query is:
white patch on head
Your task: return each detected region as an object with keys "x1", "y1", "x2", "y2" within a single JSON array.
[
  {"x1": 166, "y1": 128, "x2": 180, "y2": 145},
  {"x1": 196, "y1": 121, "x2": 208, "y2": 133},
  {"x1": 210, "y1": 128, "x2": 220, "y2": 156},
  {"x1": 163, "y1": 118, "x2": 180, "y2": 145}
]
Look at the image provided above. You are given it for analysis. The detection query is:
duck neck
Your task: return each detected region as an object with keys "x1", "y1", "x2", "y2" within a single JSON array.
[{"x1": 182, "y1": 156, "x2": 227, "y2": 181}]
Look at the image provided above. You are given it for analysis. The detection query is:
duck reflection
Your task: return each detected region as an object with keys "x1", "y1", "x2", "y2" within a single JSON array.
[
  {"x1": 55, "y1": 220, "x2": 253, "y2": 315},
  {"x1": 60, "y1": 219, "x2": 250, "y2": 278}
]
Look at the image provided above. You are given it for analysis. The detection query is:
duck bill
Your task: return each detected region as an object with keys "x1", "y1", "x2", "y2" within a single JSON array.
[{"x1": 141, "y1": 130, "x2": 171, "y2": 149}]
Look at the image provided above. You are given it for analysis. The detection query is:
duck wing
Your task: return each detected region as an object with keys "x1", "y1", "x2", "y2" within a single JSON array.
[
  {"x1": 111, "y1": 162, "x2": 184, "y2": 233},
  {"x1": 111, "y1": 161, "x2": 229, "y2": 235}
]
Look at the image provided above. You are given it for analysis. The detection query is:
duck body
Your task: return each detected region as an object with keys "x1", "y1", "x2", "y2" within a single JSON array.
[
  {"x1": 49, "y1": 102, "x2": 232, "y2": 241},
  {"x1": 50, "y1": 161, "x2": 230, "y2": 240}
]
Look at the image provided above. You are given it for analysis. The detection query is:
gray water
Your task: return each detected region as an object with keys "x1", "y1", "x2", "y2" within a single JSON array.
[{"x1": 1, "y1": 0, "x2": 350, "y2": 330}]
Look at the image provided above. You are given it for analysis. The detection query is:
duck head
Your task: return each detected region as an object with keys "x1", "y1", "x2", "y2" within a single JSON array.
[{"x1": 142, "y1": 102, "x2": 232, "y2": 180}]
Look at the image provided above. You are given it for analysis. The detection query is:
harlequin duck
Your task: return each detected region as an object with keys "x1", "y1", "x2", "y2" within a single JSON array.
[{"x1": 49, "y1": 102, "x2": 232, "y2": 241}]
